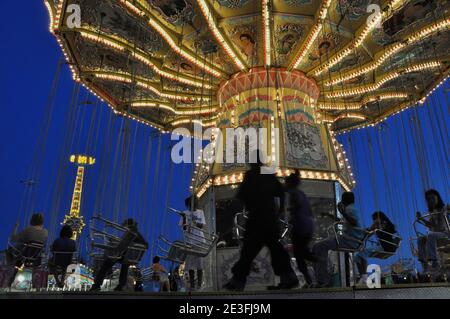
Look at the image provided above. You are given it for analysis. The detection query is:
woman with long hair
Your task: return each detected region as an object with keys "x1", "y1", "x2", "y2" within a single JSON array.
[
  {"x1": 416, "y1": 189, "x2": 449, "y2": 274},
  {"x1": 355, "y1": 211, "x2": 398, "y2": 277}
]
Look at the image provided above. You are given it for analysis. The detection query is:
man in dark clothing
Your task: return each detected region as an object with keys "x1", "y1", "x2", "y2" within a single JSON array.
[
  {"x1": 224, "y1": 156, "x2": 299, "y2": 291},
  {"x1": 90, "y1": 218, "x2": 148, "y2": 291}
]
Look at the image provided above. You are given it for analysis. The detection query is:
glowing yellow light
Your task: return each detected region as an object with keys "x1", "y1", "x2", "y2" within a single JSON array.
[
  {"x1": 44, "y1": 0, "x2": 55, "y2": 33},
  {"x1": 262, "y1": 0, "x2": 271, "y2": 67},
  {"x1": 317, "y1": 17, "x2": 450, "y2": 79},
  {"x1": 78, "y1": 29, "x2": 213, "y2": 89},
  {"x1": 196, "y1": 0, "x2": 245, "y2": 70},
  {"x1": 120, "y1": 0, "x2": 224, "y2": 78},
  {"x1": 290, "y1": 0, "x2": 332, "y2": 69},
  {"x1": 318, "y1": 92, "x2": 409, "y2": 110},
  {"x1": 325, "y1": 62, "x2": 441, "y2": 98},
  {"x1": 91, "y1": 71, "x2": 211, "y2": 102}
]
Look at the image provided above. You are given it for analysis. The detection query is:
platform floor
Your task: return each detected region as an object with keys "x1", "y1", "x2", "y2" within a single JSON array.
[{"x1": 1, "y1": 283, "x2": 450, "y2": 299}]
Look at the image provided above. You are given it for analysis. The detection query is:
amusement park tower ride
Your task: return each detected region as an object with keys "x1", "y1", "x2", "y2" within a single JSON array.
[{"x1": 63, "y1": 154, "x2": 95, "y2": 240}]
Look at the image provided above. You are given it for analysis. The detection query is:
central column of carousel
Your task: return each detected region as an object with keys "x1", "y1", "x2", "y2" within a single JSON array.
[{"x1": 195, "y1": 68, "x2": 354, "y2": 290}]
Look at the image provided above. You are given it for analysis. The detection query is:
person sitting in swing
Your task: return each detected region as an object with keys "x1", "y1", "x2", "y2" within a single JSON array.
[
  {"x1": 416, "y1": 189, "x2": 450, "y2": 275},
  {"x1": 179, "y1": 195, "x2": 206, "y2": 290},
  {"x1": 354, "y1": 211, "x2": 397, "y2": 277},
  {"x1": 8, "y1": 213, "x2": 48, "y2": 251},
  {"x1": 6, "y1": 213, "x2": 48, "y2": 286},
  {"x1": 48, "y1": 225, "x2": 77, "y2": 288},
  {"x1": 312, "y1": 192, "x2": 365, "y2": 287},
  {"x1": 90, "y1": 218, "x2": 148, "y2": 292}
]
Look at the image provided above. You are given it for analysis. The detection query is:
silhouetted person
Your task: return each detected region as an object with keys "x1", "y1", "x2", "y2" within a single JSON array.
[
  {"x1": 285, "y1": 170, "x2": 316, "y2": 287},
  {"x1": 49, "y1": 225, "x2": 77, "y2": 288},
  {"x1": 224, "y1": 152, "x2": 298, "y2": 291},
  {"x1": 312, "y1": 192, "x2": 364, "y2": 287},
  {"x1": 416, "y1": 189, "x2": 449, "y2": 274},
  {"x1": 91, "y1": 218, "x2": 148, "y2": 291},
  {"x1": 6, "y1": 213, "x2": 48, "y2": 286}
]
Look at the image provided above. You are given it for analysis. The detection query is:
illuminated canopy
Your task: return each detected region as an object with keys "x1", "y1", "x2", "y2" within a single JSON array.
[{"x1": 45, "y1": 0, "x2": 449, "y2": 133}]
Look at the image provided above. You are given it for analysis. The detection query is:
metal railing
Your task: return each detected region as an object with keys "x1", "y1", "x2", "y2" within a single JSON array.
[
  {"x1": 88, "y1": 215, "x2": 147, "y2": 265},
  {"x1": 158, "y1": 208, "x2": 218, "y2": 262}
]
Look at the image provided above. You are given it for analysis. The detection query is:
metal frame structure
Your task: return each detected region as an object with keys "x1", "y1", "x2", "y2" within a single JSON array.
[
  {"x1": 158, "y1": 208, "x2": 218, "y2": 263},
  {"x1": 88, "y1": 215, "x2": 147, "y2": 266}
]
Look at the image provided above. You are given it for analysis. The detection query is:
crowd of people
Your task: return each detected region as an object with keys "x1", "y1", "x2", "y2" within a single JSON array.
[
  {"x1": 223, "y1": 156, "x2": 449, "y2": 290},
  {"x1": 2, "y1": 160, "x2": 449, "y2": 291}
]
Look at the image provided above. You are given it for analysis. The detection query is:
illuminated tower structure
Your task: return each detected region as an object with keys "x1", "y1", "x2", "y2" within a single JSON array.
[{"x1": 63, "y1": 154, "x2": 95, "y2": 240}]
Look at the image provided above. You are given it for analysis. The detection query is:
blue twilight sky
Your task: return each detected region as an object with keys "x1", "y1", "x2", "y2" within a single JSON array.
[{"x1": 0, "y1": 1, "x2": 448, "y2": 269}]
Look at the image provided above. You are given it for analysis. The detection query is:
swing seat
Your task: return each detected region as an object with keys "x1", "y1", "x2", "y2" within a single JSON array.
[
  {"x1": 122, "y1": 243, "x2": 147, "y2": 265},
  {"x1": 158, "y1": 238, "x2": 188, "y2": 263},
  {"x1": 412, "y1": 213, "x2": 450, "y2": 268},
  {"x1": 367, "y1": 229, "x2": 402, "y2": 259},
  {"x1": 159, "y1": 234, "x2": 217, "y2": 260},
  {"x1": 329, "y1": 221, "x2": 370, "y2": 253},
  {"x1": 232, "y1": 211, "x2": 290, "y2": 242},
  {"x1": 88, "y1": 216, "x2": 146, "y2": 265},
  {"x1": 7, "y1": 241, "x2": 45, "y2": 268},
  {"x1": 158, "y1": 208, "x2": 218, "y2": 260}
]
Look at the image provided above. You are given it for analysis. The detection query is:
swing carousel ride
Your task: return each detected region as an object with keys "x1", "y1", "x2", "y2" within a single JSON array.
[
  {"x1": 29, "y1": 0, "x2": 450, "y2": 295},
  {"x1": 44, "y1": 0, "x2": 450, "y2": 187}
]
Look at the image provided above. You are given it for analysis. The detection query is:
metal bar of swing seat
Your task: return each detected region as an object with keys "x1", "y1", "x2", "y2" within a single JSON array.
[
  {"x1": 158, "y1": 236, "x2": 185, "y2": 257},
  {"x1": 233, "y1": 211, "x2": 289, "y2": 241},
  {"x1": 182, "y1": 226, "x2": 217, "y2": 241},
  {"x1": 183, "y1": 233, "x2": 218, "y2": 249},
  {"x1": 91, "y1": 242, "x2": 116, "y2": 251},
  {"x1": 330, "y1": 222, "x2": 370, "y2": 252},
  {"x1": 91, "y1": 215, "x2": 129, "y2": 232},
  {"x1": 158, "y1": 235, "x2": 172, "y2": 246},
  {"x1": 182, "y1": 232, "x2": 216, "y2": 247},
  {"x1": 172, "y1": 240, "x2": 209, "y2": 257},
  {"x1": 90, "y1": 228, "x2": 122, "y2": 242},
  {"x1": 7, "y1": 241, "x2": 45, "y2": 260},
  {"x1": 157, "y1": 245, "x2": 170, "y2": 255},
  {"x1": 168, "y1": 207, "x2": 184, "y2": 216}
]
